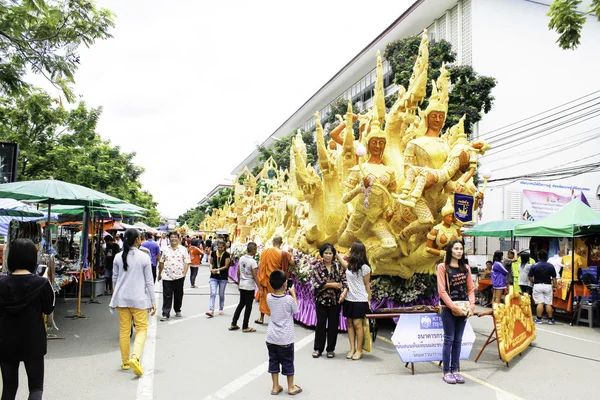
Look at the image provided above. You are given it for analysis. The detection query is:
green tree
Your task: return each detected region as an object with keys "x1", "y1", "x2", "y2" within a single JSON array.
[
  {"x1": 547, "y1": 0, "x2": 600, "y2": 49},
  {"x1": 384, "y1": 36, "x2": 496, "y2": 136},
  {"x1": 177, "y1": 205, "x2": 206, "y2": 230},
  {"x1": 0, "y1": 91, "x2": 161, "y2": 226},
  {"x1": 179, "y1": 188, "x2": 234, "y2": 228},
  {"x1": 0, "y1": 0, "x2": 115, "y2": 101},
  {"x1": 252, "y1": 129, "x2": 318, "y2": 176}
]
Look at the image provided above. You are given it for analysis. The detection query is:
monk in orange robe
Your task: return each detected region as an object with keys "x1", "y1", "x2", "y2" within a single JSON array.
[{"x1": 255, "y1": 236, "x2": 295, "y2": 324}]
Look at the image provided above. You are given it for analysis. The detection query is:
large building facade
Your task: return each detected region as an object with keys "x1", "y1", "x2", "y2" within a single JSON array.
[{"x1": 230, "y1": 0, "x2": 600, "y2": 260}]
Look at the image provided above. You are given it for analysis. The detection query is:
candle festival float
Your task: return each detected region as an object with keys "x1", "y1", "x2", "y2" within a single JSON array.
[{"x1": 200, "y1": 31, "x2": 491, "y2": 320}]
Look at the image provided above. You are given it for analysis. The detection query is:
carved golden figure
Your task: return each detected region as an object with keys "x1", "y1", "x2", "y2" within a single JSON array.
[
  {"x1": 338, "y1": 113, "x2": 398, "y2": 266},
  {"x1": 425, "y1": 198, "x2": 462, "y2": 260},
  {"x1": 205, "y1": 30, "x2": 491, "y2": 279}
]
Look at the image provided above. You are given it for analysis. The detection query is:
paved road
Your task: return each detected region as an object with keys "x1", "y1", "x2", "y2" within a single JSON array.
[{"x1": 6, "y1": 265, "x2": 600, "y2": 399}]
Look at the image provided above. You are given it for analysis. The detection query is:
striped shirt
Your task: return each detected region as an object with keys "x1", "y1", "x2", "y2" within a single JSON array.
[
  {"x1": 266, "y1": 293, "x2": 298, "y2": 346},
  {"x1": 345, "y1": 264, "x2": 371, "y2": 302}
]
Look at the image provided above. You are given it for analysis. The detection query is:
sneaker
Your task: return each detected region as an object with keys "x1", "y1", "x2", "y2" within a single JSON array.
[
  {"x1": 175, "y1": 312, "x2": 182, "y2": 318},
  {"x1": 129, "y1": 357, "x2": 144, "y2": 376},
  {"x1": 121, "y1": 362, "x2": 130, "y2": 370},
  {"x1": 534, "y1": 317, "x2": 543, "y2": 324},
  {"x1": 160, "y1": 315, "x2": 170, "y2": 322},
  {"x1": 443, "y1": 373, "x2": 456, "y2": 384},
  {"x1": 453, "y1": 373, "x2": 465, "y2": 384},
  {"x1": 547, "y1": 319, "x2": 555, "y2": 325}
]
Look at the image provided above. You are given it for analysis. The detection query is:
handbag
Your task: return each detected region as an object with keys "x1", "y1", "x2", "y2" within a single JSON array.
[{"x1": 443, "y1": 268, "x2": 470, "y2": 317}]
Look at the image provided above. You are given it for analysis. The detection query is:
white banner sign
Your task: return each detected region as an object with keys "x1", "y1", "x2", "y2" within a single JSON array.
[
  {"x1": 391, "y1": 313, "x2": 475, "y2": 363},
  {"x1": 522, "y1": 189, "x2": 571, "y2": 221}
]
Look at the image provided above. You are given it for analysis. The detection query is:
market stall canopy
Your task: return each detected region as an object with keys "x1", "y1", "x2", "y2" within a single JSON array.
[
  {"x1": 0, "y1": 179, "x2": 128, "y2": 206},
  {"x1": 133, "y1": 221, "x2": 156, "y2": 232},
  {"x1": 0, "y1": 198, "x2": 46, "y2": 217},
  {"x1": 576, "y1": 217, "x2": 600, "y2": 236},
  {"x1": 463, "y1": 219, "x2": 529, "y2": 238},
  {"x1": 60, "y1": 220, "x2": 125, "y2": 234},
  {"x1": 0, "y1": 198, "x2": 58, "y2": 236},
  {"x1": 48, "y1": 204, "x2": 144, "y2": 218},
  {"x1": 514, "y1": 199, "x2": 600, "y2": 238}
]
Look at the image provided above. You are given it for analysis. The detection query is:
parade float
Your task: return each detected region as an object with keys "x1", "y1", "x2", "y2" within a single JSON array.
[{"x1": 200, "y1": 31, "x2": 491, "y2": 327}]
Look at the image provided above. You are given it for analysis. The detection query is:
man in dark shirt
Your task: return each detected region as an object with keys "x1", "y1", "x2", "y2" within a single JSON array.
[
  {"x1": 141, "y1": 232, "x2": 161, "y2": 282},
  {"x1": 104, "y1": 235, "x2": 121, "y2": 295},
  {"x1": 528, "y1": 249, "x2": 557, "y2": 325}
]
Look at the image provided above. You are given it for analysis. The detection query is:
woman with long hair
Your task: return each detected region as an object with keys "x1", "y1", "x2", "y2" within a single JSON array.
[
  {"x1": 0, "y1": 238, "x2": 55, "y2": 399},
  {"x1": 437, "y1": 239, "x2": 475, "y2": 384},
  {"x1": 310, "y1": 243, "x2": 347, "y2": 359},
  {"x1": 337, "y1": 242, "x2": 371, "y2": 360},
  {"x1": 206, "y1": 240, "x2": 231, "y2": 318},
  {"x1": 109, "y1": 229, "x2": 156, "y2": 376},
  {"x1": 517, "y1": 252, "x2": 533, "y2": 296},
  {"x1": 491, "y1": 250, "x2": 508, "y2": 304}
]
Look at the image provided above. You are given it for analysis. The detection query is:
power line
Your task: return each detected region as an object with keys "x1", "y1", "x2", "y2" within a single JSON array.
[
  {"x1": 489, "y1": 104, "x2": 600, "y2": 148},
  {"x1": 479, "y1": 89, "x2": 600, "y2": 139},
  {"x1": 484, "y1": 127, "x2": 600, "y2": 170},
  {"x1": 482, "y1": 109, "x2": 600, "y2": 158},
  {"x1": 487, "y1": 103, "x2": 600, "y2": 148},
  {"x1": 488, "y1": 162, "x2": 600, "y2": 185}
]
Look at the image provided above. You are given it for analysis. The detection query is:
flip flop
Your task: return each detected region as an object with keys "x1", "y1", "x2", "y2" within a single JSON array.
[
  {"x1": 288, "y1": 385, "x2": 302, "y2": 395},
  {"x1": 270, "y1": 386, "x2": 283, "y2": 395},
  {"x1": 228, "y1": 326, "x2": 240, "y2": 331},
  {"x1": 243, "y1": 328, "x2": 256, "y2": 333},
  {"x1": 255, "y1": 319, "x2": 264, "y2": 325}
]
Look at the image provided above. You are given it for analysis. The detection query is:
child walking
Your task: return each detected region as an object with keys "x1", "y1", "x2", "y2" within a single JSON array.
[{"x1": 266, "y1": 270, "x2": 302, "y2": 396}]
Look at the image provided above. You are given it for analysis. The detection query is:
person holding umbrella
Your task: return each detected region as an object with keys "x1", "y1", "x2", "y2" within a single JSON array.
[{"x1": 110, "y1": 229, "x2": 156, "y2": 376}]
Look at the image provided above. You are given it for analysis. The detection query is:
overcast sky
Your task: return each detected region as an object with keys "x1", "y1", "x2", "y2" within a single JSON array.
[{"x1": 66, "y1": 0, "x2": 412, "y2": 218}]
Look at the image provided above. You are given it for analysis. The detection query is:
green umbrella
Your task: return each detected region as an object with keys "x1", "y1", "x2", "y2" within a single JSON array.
[
  {"x1": 49, "y1": 205, "x2": 144, "y2": 218},
  {"x1": 0, "y1": 179, "x2": 126, "y2": 206},
  {"x1": 462, "y1": 219, "x2": 529, "y2": 238},
  {"x1": 0, "y1": 198, "x2": 45, "y2": 217},
  {"x1": 514, "y1": 199, "x2": 600, "y2": 237}
]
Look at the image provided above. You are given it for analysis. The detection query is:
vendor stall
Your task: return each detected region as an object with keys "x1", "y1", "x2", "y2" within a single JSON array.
[
  {"x1": 515, "y1": 199, "x2": 600, "y2": 323},
  {"x1": 0, "y1": 179, "x2": 142, "y2": 318}
]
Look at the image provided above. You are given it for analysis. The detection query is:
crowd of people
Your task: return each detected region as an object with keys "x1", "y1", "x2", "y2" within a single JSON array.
[
  {"x1": 0, "y1": 228, "x2": 577, "y2": 397},
  {"x1": 487, "y1": 248, "x2": 559, "y2": 324}
]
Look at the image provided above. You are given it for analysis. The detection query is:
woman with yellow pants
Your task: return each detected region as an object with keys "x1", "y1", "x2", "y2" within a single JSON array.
[{"x1": 110, "y1": 229, "x2": 157, "y2": 376}]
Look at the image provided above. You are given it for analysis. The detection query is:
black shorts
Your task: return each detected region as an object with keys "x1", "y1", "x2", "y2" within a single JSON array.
[
  {"x1": 343, "y1": 301, "x2": 370, "y2": 319},
  {"x1": 267, "y1": 343, "x2": 294, "y2": 376}
]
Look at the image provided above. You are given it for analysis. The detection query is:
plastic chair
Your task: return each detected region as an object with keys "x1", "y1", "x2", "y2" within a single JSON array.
[{"x1": 576, "y1": 303, "x2": 598, "y2": 328}]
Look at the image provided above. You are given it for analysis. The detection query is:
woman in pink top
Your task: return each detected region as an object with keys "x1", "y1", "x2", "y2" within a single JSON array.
[{"x1": 436, "y1": 239, "x2": 475, "y2": 385}]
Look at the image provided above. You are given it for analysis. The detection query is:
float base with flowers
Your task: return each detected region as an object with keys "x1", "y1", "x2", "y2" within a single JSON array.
[{"x1": 229, "y1": 244, "x2": 439, "y2": 330}]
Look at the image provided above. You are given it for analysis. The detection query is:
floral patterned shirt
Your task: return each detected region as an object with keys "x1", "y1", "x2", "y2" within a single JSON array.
[
  {"x1": 311, "y1": 261, "x2": 347, "y2": 306},
  {"x1": 160, "y1": 245, "x2": 191, "y2": 281}
]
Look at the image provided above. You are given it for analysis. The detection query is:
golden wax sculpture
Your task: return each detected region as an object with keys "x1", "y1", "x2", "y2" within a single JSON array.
[
  {"x1": 212, "y1": 30, "x2": 490, "y2": 277},
  {"x1": 493, "y1": 286, "x2": 537, "y2": 363}
]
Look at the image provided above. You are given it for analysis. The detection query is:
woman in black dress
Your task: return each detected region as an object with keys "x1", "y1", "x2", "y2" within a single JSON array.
[{"x1": 0, "y1": 238, "x2": 55, "y2": 399}]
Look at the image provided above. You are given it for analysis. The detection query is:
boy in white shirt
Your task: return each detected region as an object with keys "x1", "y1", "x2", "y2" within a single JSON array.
[
  {"x1": 266, "y1": 270, "x2": 302, "y2": 396},
  {"x1": 229, "y1": 242, "x2": 259, "y2": 332}
]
